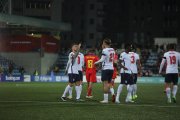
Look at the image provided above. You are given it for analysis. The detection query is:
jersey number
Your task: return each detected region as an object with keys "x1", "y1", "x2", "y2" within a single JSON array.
[
  {"x1": 169, "y1": 56, "x2": 176, "y2": 64},
  {"x1": 87, "y1": 60, "x2": 93, "y2": 68},
  {"x1": 109, "y1": 53, "x2": 114, "y2": 62},
  {"x1": 131, "y1": 56, "x2": 135, "y2": 64}
]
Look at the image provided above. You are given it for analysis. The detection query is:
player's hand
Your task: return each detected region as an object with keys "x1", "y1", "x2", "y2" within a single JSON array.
[
  {"x1": 78, "y1": 43, "x2": 81, "y2": 48},
  {"x1": 124, "y1": 67, "x2": 128, "y2": 70}
]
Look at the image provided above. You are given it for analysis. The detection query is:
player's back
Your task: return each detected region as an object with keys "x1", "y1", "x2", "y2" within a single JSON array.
[
  {"x1": 129, "y1": 52, "x2": 140, "y2": 73},
  {"x1": 164, "y1": 51, "x2": 180, "y2": 73},
  {"x1": 102, "y1": 48, "x2": 115, "y2": 70},
  {"x1": 67, "y1": 52, "x2": 79, "y2": 74},
  {"x1": 85, "y1": 53, "x2": 99, "y2": 73},
  {"x1": 77, "y1": 52, "x2": 84, "y2": 71},
  {"x1": 120, "y1": 51, "x2": 131, "y2": 73}
]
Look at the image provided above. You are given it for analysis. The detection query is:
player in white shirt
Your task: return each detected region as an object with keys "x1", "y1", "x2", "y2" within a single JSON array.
[
  {"x1": 68, "y1": 52, "x2": 84, "y2": 99},
  {"x1": 159, "y1": 44, "x2": 180, "y2": 103},
  {"x1": 61, "y1": 42, "x2": 83, "y2": 101},
  {"x1": 115, "y1": 43, "x2": 134, "y2": 103},
  {"x1": 129, "y1": 44, "x2": 141, "y2": 100},
  {"x1": 94, "y1": 38, "x2": 115, "y2": 103}
]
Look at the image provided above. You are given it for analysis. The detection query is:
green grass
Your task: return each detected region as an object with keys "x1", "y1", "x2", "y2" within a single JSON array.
[{"x1": 0, "y1": 82, "x2": 180, "y2": 120}]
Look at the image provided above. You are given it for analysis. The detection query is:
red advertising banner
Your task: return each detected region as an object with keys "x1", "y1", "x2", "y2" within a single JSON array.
[{"x1": 0, "y1": 35, "x2": 59, "y2": 53}]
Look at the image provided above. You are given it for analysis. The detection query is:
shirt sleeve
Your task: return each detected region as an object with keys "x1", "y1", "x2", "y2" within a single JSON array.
[{"x1": 119, "y1": 53, "x2": 124, "y2": 61}]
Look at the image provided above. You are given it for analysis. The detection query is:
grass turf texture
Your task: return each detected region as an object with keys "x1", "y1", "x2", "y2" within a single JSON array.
[{"x1": 0, "y1": 82, "x2": 180, "y2": 120}]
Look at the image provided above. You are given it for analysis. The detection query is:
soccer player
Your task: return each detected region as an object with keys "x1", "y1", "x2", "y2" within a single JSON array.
[
  {"x1": 159, "y1": 44, "x2": 180, "y2": 103},
  {"x1": 84, "y1": 49, "x2": 99, "y2": 98},
  {"x1": 67, "y1": 51, "x2": 84, "y2": 99},
  {"x1": 115, "y1": 44, "x2": 134, "y2": 103},
  {"x1": 61, "y1": 42, "x2": 83, "y2": 101},
  {"x1": 94, "y1": 38, "x2": 115, "y2": 103},
  {"x1": 129, "y1": 44, "x2": 141, "y2": 100},
  {"x1": 109, "y1": 49, "x2": 118, "y2": 102}
]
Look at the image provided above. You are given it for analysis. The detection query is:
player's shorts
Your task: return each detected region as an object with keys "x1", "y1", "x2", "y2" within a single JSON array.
[
  {"x1": 120, "y1": 73, "x2": 134, "y2": 85},
  {"x1": 86, "y1": 71, "x2": 97, "y2": 83},
  {"x1": 133, "y1": 74, "x2": 138, "y2": 84},
  {"x1": 165, "y1": 73, "x2": 178, "y2": 85},
  {"x1": 68, "y1": 74, "x2": 80, "y2": 83},
  {"x1": 78, "y1": 71, "x2": 83, "y2": 81},
  {"x1": 112, "y1": 68, "x2": 117, "y2": 79},
  {"x1": 101, "y1": 70, "x2": 114, "y2": 83}
]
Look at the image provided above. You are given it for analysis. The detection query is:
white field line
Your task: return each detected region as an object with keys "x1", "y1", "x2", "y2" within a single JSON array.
[{"x1": 0, "y1": 100, "x2": 179, "y2": 108}]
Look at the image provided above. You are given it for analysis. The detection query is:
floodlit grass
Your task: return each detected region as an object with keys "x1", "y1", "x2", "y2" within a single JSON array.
[{"x1": 0, "y1": 82, "x2": 180, "y2": 120}]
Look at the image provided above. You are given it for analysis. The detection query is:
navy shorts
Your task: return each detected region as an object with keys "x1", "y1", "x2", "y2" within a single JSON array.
[
  {"x1": 101, "y1": 70, "x2": 114, "y2": 83},
  {"x1": 78, "y1": 71, "x2": 83, "y2": 81},
  {"x1": 68, "y1": 74, "x2": 80, "y2": 83},
  {"x1": 165, "y1": 73, "x2": 178, "y2": 85},
  {"x1": 120, "y1": 73, "x2": 134, "y2": 85},
  {"x1": 133, "y1": 74, "x2": 138, "y2": 84}
]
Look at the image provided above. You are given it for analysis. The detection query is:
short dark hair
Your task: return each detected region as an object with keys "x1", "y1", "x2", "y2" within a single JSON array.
[
  {"x1": 88, "y1": 48, "x2": 95, "y2": 53},
  {"x1": 103, "y1": 38, "x2": 111, "y2": 45},
  {"x1": 125, "y1": 43, "x2": 130, "y2": 50},
  {"x1": 130, "y1": 43, "x2": 136, "y2": 51},
  {"x1": 71, "y1": 42, "x2": 79, "y2": 46}
]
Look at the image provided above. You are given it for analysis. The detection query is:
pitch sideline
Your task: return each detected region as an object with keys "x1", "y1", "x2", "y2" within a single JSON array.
[{"x1": 0, "y1": 100, "x2": 179, "y2": 108}]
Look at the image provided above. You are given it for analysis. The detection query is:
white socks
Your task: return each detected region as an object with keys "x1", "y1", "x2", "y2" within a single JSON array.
[
  {"x1": 75, "y1": 85, "x2": 82, "y2": 99},
  {"x1": 133, "y1": 84, "x2": 137, "y2": 96},
  {"x1": 166, "y1": 87, "x2": 171, "y2": 99},
  {"x1": 62, "y1": 85, "x2": 71, "y2": 97},
  {"x1": 110, "y1": 88, "x2": 115, "y2": 95},
  {"x1": 116, "y1": 84, "x2": 123, "y2": 101},
  {"x1": 80, "y1": 84, "x2": 82, "y2": 92},
  {"x1": 126, "y1": 85, "x2": 133, "y2": 101},
  {"x1": 172, "y1": 85, "x2": 178, "y2": 98},
  {"x1": 104, "y1": 94, "x2": 108, "y2": 101},
  {"x1": 68, "y1": 87, "x2": 73, "y2": 97}
]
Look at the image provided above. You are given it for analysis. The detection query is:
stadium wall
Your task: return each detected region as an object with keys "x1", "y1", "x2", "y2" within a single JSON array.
[{"x1": 0, "y1": 52, "x2": 58, "y2": 75}]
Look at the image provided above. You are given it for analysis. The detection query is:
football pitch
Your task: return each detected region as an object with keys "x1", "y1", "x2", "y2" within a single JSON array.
[{"x1": 0, "y1": 82, "x2": 180, "y2": 120}]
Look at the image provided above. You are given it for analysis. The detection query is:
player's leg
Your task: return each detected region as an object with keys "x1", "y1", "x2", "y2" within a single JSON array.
[
  {"x1": 75, "y1": 74, "x2": 83, "y2": 101},
  {"x1": 100, "y1": 70, "x2": 113, "y2": 103},
  {"x1": 67, "y1": 84, "x2": 73, "y2": 99},
  {"x1": 100, "y1": 80, "x2": 109, "y2": 103},
  {"x1": 86, "y1": 72, "x2": 90, "y2": 97},
  {"x1": 110, "y1": 69, "x2": 116, "y2": 96},
  {"x1": 115, "y1": 73, "x2": 124, "y2": 103},
  {"x1": 110, "y1": 80, "x2": 115, "y2": 95},
  {"x1": 132, "y1": 74, "x2": 138, "y2": 100},
  {"x1": 125, "y1": 74, "x2": 134, "y2": 103},
  {"x1": 165, "y1": 74, "x2": 172, "y2": 103},
  {"x1": 78, "y1": 71, "x2": 83, "y2": 93},
  {"x1": 61, "y1": 74, "x2": 74, "y2": 101},
  {"x1": 86, "y1": 73, "x2": 96, "y2": 98},
  {"x1": 172, "y1": 74, "x2": 178, "y2": 103}
]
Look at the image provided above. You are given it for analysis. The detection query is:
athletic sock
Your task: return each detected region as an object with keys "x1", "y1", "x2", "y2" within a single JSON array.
[
  {"x1": 166, "y1": 87, "x2": 171, "y2": 99},
  {"x1": 116, "y1": 84, "x2": 123, "y2": 101},
  {"x1": 87, "y1": 87, "x2": 92, "y2": 96},
  {"x1": 104, "y1": 94, "x2": 108, "y2": 101},
  {"x1": 172, "y1": 85, "x2": 178, "y2": 98},
  {"x1": 80, "y1": 84, "x2": 82, "y2": 92},
  {"x1": 133, "y1": 84, "x2": 137, "y2": 96},
  {"x1": 69, "y1": 86, "x2": 73, "y2": 97},
  {"x1": 62, "y1": 85, "x2": 71, "y2": 97},
  {"x1": 75, "y1": 85, "x2": 82, "y2": 99},
  {"x1": 110, "y1": 87, "x2": 115, "y2": 95},
  {"x1": 126, "y1": 85, "x2": 133, "y2": 101},
  {"x1": 127, "y1": 85, "x2": 129, "y2": 91}
]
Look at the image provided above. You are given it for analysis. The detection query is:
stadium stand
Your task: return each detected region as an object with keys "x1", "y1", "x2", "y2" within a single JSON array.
[{"x1": 0, "y1": 55, "x2": 24, "y2": 75}]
